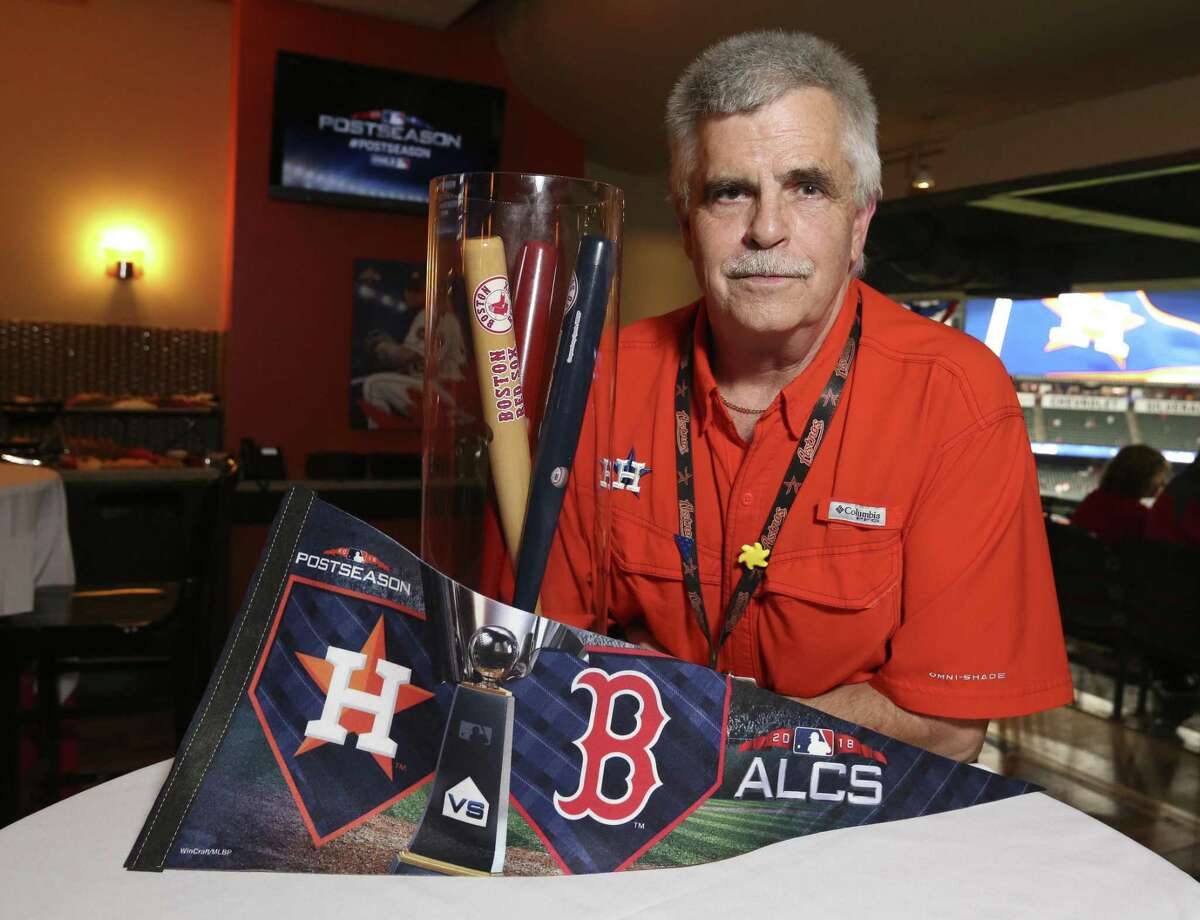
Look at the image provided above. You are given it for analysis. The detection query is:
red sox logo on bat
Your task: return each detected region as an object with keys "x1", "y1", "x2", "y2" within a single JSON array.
[{"x1": 473, "y1": 276, "x2": 514, "y2": 334}]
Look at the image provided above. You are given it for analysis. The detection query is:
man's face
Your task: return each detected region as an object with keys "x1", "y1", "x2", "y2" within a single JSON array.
[{"x1": 682, "y1": 88, "x2": 875, "y2": 341}]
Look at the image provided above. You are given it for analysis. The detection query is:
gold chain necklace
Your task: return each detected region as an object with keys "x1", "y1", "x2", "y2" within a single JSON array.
[{"x1": 719, "y1": 393, "x2": 769, "y2": 415}]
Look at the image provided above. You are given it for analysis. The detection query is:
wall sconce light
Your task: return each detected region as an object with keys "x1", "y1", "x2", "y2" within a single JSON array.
[
  {"x1": 105, "y1": 248, "x2": 144, "y2": 279},
  {"x1": 100, "y1": 226, "x2": 148, "y2": 280}
]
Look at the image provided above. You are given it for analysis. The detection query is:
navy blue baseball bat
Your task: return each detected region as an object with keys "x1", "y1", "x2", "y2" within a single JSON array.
[{"x1": 511, "y1": 235, "x2": 616, "y2": 613}]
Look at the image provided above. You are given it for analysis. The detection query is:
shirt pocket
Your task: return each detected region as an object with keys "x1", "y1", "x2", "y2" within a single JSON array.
[
  {"x1": 608, "y1": 508, "x2": 720, "y2": 662},
  {"x1": 757, "y1": 535, "x2": 902, "y2": 694},
  {"x1": 765, "y1": 535, "x2": 900, "y2": 607}
]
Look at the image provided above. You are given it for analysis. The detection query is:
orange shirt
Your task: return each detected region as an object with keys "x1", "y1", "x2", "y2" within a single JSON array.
[{"x1": 542, "y1": 280, "x2": 1073, "y2": 720}]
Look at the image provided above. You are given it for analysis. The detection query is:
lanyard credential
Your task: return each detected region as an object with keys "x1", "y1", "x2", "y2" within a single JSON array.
[{"x1": 673, "y1": 295, "x2": 862, "y2": 669}]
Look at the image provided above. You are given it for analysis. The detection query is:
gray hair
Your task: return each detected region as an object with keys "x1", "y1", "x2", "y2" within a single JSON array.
[{"x1": 666, "y1": 31, "x2": 881, "y2": 217}]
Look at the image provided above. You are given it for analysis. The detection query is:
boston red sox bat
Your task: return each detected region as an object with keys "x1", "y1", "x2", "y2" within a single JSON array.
[
  {"x1": 512, "y1": 240, "x2": 558, "y2": 436},
  {"x1": 511, "y1": 235, "x2": 616, "y2": 613},
  {"x1": 476, "y1": 240, "x2": 558, "y2": 603},
  {"x1": 463, "y1": 236, "x2": 532, "y2": 564}
]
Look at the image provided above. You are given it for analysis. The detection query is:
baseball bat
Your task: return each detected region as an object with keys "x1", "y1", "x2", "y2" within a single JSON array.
[
  {"x1": 476, "y1": 241, "x2": 557, "y2": 603},
  {"x1": 512, "y1": 241, "x2": 558, "y2": 437},
  {"x1": 511, "y1": 235, "x2": 616, "y2": 613},
  {"x1": 464, "y1": 237, "x2": 532, "y2": 564}
]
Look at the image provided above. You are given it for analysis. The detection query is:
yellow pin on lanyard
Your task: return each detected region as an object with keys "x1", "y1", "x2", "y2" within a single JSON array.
[{"x1": 737, "y1": 542, "x2": 770, "y2": 571}]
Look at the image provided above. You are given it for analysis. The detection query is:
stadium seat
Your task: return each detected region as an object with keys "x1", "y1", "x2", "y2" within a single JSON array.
[
  {"x1": 1119, "y1": 539, "x2": 1200, "y2": 684},
  {"x1": 1043, "y1": 408, "x2": 1131, "y2": 447},
  {"x1": 1044, "y1": 519, "x2": 1137, "y2": 718},
  {"x1": 1135, "y1": 413, "x2": 1200, "y2": 452}
]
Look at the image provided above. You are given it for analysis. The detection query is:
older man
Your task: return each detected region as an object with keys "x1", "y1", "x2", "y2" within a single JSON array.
[{"x1": 542, "y1": 31, "x2": 1072, "y2": 762}]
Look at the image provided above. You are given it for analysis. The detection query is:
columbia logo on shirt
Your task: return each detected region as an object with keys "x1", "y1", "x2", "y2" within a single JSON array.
[{"x1": 827, "y1": 501, "x2": 887, "y2": 527}]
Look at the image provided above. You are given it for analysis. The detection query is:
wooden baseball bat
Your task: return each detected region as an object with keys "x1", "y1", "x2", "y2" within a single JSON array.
[
  {"x1": 512, "y1": 240, "x2": 558, "y2": 438},
  {"x1": 511, "y1": 235, "x2": 615, "y2": 613},
  {"x1": 464, "y1": 236, "x2": 532, "y2": 564},
  {"x1": 477, "y1": 240, "x2": 557, "y2": 604}
]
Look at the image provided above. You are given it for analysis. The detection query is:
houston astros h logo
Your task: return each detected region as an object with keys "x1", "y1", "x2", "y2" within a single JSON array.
[
  {"x1": 554, "y1": 669, "x2": 670, "y2": 825},
  {"x1": 302, "y1": 646, "x2": 412, "y2": 759}
]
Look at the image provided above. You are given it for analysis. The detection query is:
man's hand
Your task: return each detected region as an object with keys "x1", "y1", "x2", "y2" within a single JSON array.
[
  {"x1": 797, "y1": 682, "x2": 987, "y2": 762},
  {"x1": 622, "y1": 622, "x2": 667, "y2": 653}
]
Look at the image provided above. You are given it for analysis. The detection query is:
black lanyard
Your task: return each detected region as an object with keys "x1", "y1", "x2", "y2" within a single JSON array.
[{"x1": 673, "y1": 295, "x2": 861, "y2": 669}]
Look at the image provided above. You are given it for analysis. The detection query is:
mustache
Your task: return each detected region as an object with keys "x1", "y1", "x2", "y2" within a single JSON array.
[{"x1": 722, "y1": 251, "x2": 815, "y2": 279}]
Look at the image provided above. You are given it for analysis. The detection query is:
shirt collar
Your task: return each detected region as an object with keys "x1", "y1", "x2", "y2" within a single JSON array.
[
  {"x1": 690, "y1": 303, "x2": 721, "y2": 439},
  {"x1": 690, "y1": 280, "x2": 861, "y2": 441}
]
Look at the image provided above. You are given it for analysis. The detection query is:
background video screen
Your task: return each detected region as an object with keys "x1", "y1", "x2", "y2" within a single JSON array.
[
  {"x1": 963, "y1": 289, "x2": 1200, "y2": 384},
  {"x1": 269, "y1": 51, "x2": 506, "y2": 213}
]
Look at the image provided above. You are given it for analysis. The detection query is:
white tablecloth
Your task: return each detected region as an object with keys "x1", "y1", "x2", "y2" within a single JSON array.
[
  {"x1": 0, "y1": 464, "x2": 74, "y2": 616},
  {"x1": 0, "y1": 760, "x2": 1194, "y2": 919}
]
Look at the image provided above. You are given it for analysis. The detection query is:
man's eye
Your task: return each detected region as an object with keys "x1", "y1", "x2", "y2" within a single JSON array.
[
  {"x1": 710, "y1": 186, "x2": 746, "y2": 202},
  {"x1": 798, "y1": 183, "x2": 824, "y2": 197}
]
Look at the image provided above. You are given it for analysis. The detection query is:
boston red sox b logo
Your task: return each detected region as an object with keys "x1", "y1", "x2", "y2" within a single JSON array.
[{"x1": 553, "y1": 669, "x2": 670, "y2": 825}]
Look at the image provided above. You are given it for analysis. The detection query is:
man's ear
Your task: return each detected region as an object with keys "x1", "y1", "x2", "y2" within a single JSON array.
[
  {"x1": 679, "y1": 213, "x2": 694, "y2": 262},
  {"x1": 850, "y1": 199, "x2": 877, "y2": 265}
]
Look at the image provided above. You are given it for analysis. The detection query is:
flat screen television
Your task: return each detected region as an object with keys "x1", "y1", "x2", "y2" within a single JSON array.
[
  {"x1": 963, "y1": 289, "x2": 1200, "y2": 384},
  {"x1": 269, "y1": 51, "x2": 506, "y2": 214}
]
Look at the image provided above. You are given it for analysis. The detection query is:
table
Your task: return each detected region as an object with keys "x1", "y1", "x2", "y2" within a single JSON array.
[
  {"x1": 0, "y1": 463, "x2": 74, "y2": 617},
  {"x1": 0, "y1": 761, "x2": 1194, "y2": 918}
]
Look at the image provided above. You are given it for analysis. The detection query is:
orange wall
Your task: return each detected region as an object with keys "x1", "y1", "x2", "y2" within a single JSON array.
[
  {"x1": 0, "y1": 0, "x2": 231, "y2": 330},
  {"x1": 224, "y1": 0, "x2": 585, "y2": 462}
]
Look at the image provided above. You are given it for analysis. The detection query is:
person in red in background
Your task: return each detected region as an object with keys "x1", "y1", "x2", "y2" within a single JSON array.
[
  {"x1": 1072, "y1": 444, "x2": 1170, "y2": 542},
  {"x1": 1147, "y1": 455, "x2": 1200, "y2": 545}
]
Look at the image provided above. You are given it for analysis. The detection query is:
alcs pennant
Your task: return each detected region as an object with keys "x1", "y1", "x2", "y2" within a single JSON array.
[{"x1": 125, "y1": 490, "x2": 1037, "y2": 876}]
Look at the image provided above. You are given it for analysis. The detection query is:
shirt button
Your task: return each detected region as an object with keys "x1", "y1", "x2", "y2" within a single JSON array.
[{"x1": 741, "y1": 492, "x2": 753, "y2": 507}]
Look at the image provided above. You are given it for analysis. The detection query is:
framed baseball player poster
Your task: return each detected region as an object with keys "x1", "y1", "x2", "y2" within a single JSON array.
[{"x1": 350, "y1": 259, "x2": 428, "y2": 430}]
